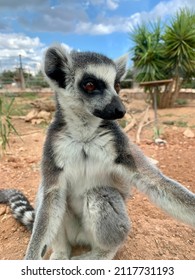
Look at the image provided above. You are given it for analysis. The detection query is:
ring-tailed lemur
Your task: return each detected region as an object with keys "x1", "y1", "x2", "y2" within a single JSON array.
[{"x1": 0, "y1": 44, "x2": 195, "y2": 260}]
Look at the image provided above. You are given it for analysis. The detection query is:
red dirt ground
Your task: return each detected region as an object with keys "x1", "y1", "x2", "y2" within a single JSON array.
[{"x1": 0, "y1": 99, "x2": 195, "y2": 260}]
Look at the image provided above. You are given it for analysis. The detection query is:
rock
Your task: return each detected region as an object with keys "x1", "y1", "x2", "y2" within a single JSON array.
[
  {"x1": 25, "y1": 109, "x2": 51, "y2": 124},
  {"x1": 30, "y1": 100, "x2": 55, "y2": 112},
  {"x1": 37, "y1": 110, "x2": 51, "y2": 121},
  {"x1": 25, "y1": 109, "x2": 39, "y2": 122},
  {"x1": 183, "y1": 128, "x2": 194, "y2": 138},
  {"x1": 25, "y1": 109, "x2": 51, "y2": 122},
  {"x1": 31, "y1": 118, "x2": 45, "y2": 125},
  {"x1": 155, "y1": 138, "x2": 167, "y2": 145}
]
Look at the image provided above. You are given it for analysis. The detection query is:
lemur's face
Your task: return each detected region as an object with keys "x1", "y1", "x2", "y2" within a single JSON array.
[
  {"x1": 75, "y1": 63, "x2": 126, "y2": 120},
  {"x1": 44, "y1": 45, "x2": 127, "y2": 120}
]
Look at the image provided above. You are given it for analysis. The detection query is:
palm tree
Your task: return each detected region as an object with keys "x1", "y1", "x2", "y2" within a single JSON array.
[
  {"x1": 130, "y1": 20, "x2": 169, "y2": 109},
  {"x1": 130, "y1": 8, "x2": 195, "y2": 108},
  {"x1": 163, "y1": 8, "x2": 195, "y2": 107},
  {"x1": 131, "y1": 20, "x2": 166, "y2": 82}
]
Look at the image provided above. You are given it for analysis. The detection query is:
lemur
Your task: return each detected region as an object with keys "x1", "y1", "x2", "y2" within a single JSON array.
[{"x1": 0, "y1": 44, "x2": 195, "y2": 260}]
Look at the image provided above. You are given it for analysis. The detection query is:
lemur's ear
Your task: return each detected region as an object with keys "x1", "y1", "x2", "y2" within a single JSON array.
[
  {"x1": 115, "y1": 54, "x2": 128, "y2": 81},
  {"x1": 44, "y1": 44, "x2": 72, "y2": 88}
]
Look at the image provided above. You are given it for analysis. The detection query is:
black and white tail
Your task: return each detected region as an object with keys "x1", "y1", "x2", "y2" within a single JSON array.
[{"x1": 0, "y1": 189, "x2": 35, "y2": 231}]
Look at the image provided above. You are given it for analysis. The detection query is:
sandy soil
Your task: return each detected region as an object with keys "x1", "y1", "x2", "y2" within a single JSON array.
[{"x1": 0, "y1": 96, "x2": 195, "y2": 260}]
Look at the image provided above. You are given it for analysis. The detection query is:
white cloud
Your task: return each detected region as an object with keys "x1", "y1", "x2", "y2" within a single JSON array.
[
  {"x1": 145, "y1": 0, "x2": 195, "y2": 21},
  {"x1": 0, "y1": 0, "x2": 194, "y2": 39},
  {"x1": 88, "y1": 0, "x2": 119, "y2": 10},
  {"x1": 0, "y1": 34, "x2": 42, "y2": 50},
  {"x1": 0, "y1": 33, "x2": 74, "y2": 74},
  {"x1": 106, "y1": 0, "x2": 119, "y2": 10},
  {"x1": 75, "y1": 22, "x2": 115, "y2": 35},
  {"x1": 49, "y1": 0, "x2": 195, "y2": 35},
  {"x1": 72, "y1": 0, "x2": 193, "y2": 35},
  {"x1": 18, "y1": 3, "x2": 88, "y2": 33},
  {"x1": 61, "y1": 43, "x2": 73, "y2": 53},
  {"x1": 0, "y1": 0, "x2": 47, "y2": 9},
  {"x1": 149, "y1": 0, "x2": 192, "y2": 19},
  {"x1": 0, "y1": 33, "x2": 44, "y2": 74},
  {"x1": 0, "y1": 0, "x2": 120, "y2": 34},
  {"x1": 75, "y1": 13, "x2": 141, "y2": 35}
]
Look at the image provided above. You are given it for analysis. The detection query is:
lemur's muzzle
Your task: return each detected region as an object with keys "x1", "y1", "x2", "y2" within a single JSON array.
[{"x1": 93, "y1": 96, "x2": 126, "y2": 120}]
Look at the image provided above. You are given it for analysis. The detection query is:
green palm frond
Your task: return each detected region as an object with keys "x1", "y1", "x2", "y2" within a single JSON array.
[
  {"x1": 163, "y1": 8, "x2": 195, "y2": 76},
  {"x1": 130, "y1": 20, "x2": 167, "y2": 82}
]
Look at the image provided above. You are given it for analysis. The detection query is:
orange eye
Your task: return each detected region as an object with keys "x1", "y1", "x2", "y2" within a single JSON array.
[
  {"x1": 83, "y1": 82, "x2": 96, "y2": 92},
  {"x1": 115, "y1": 82, "x2": 120, "y2": 93}
]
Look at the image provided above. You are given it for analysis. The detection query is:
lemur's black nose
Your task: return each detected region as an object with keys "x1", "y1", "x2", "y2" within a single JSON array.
[
  {"x1": 93, "y1": 95, "x2": 126, "y2": 120},
  {"x1": 115, "y1": 107, "x2": 126, "y2": 119},
  {"x1": 110, "y1": 95, "x2": 126, "y2": 119}
]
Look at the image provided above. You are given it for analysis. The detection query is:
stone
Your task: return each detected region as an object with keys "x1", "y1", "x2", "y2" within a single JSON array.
[
  {"x1": 183, "y1": 128, "x2": 194, "y2": 138},
  {"x1": 154, "y1": 138, "x2": 167, "y2": 145}
]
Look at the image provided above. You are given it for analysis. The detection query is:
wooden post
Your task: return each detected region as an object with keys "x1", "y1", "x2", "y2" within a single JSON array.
[
  {"x1": 139, "y1": 79, "x2": 173, "y2": 140},
  {"x1": 19, "y1": 54, "x2": 25, "y2": 90},
  {"x1": 153, "y1": 87, "x2": 159, "y2": 134}
]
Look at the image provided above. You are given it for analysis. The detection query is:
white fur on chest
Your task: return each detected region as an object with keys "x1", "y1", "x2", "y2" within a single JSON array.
[
  {"x1": 54, "y1": 131, "x2": 115, "y2": 190},
  {"x1": 53, "y1": 130, "x2": 116, "y2": 215}
]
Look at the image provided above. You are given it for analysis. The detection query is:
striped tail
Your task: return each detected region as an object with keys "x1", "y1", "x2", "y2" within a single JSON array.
[{"x1": 0, "y1": 189, "x2": 35, "y2": 231}]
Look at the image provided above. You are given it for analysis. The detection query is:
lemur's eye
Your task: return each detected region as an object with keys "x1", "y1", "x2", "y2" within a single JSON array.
[
  {"x1": 114, "y1": 82, "x2": 120, "y2": 93},
  {"x1": 83, "y1": 82, "x2": 96, "y2": 92}
]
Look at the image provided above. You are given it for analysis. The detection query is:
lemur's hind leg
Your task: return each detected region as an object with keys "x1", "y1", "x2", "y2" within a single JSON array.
[
  {"x1": 50, "y1": 220, "x2": 71, "y2": 260},
  {"x1": 71, "y1": 186, "x2": 130, "y2": 260}
]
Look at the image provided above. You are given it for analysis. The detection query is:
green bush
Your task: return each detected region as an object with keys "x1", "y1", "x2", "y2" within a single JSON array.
[
  {"x1": 175, "y1": 99, "x2": 188, "y2": 106},
  {"x1": 120, "y1": 80, "x2": 133, "y2": 89},
  {"x1": 0, "y1": 97, "x2": 19, "y2": 152}
]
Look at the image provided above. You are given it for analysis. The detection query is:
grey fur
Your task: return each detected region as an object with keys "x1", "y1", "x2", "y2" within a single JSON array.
[
  {"x1": 1, "y1": 44, "x2": 195, "y2": 260},
  {"x1": 85, "y1": 187, "x2": 130, "y2": 248}
]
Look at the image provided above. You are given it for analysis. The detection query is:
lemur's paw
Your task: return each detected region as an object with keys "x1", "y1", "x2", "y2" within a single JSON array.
[
  {"x1": 50, "y1": 251, "x2": 70, "y2": 260},
  {"x1": 71, "y1": 251, "x2": 112, "y2": 260}
]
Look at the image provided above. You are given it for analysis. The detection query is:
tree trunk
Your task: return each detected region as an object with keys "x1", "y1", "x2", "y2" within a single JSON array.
[
  {"x1": 156, "y1": 77, "x2": 182, "y2": 109},
  {"x1": 145, "y1": 77, "x2": 183, "y2": 109},
  {"x1": 171, "y1": 76, "x2": 183, "y2": 105},
  {"x1": 157, "y1": 81, "x2": 174, "y2": 108}
]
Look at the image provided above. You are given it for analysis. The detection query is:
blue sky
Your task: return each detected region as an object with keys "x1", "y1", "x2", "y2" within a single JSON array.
[{"x1": 0, "y1": 0, "x2": 194, "y2": 74}]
